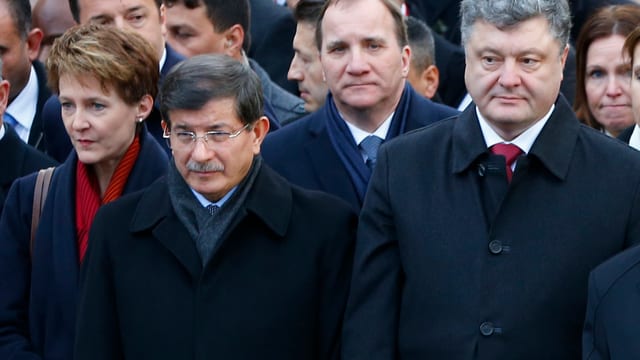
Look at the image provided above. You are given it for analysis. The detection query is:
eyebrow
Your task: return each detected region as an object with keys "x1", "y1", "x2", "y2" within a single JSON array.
[
  {"x1": 88, "y1": 14, "x2": 112, "y2": 22},
  {"x1": 125, "y1": 5, "x2": 147, "y2": 14},
  {"x1": 325, "y1": 40, "x2": 347, "y2": 49}
]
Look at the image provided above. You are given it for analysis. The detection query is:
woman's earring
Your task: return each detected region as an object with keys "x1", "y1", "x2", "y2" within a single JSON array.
[{"x1": 136, "y1": 116, "x2": 144, "y2": 123}]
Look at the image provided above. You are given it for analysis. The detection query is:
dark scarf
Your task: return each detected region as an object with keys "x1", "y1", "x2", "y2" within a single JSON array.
[
  {"x1": 324, "y1": 84, "x2": 412, "y2": 204},
  {"x1": 168, "y1": 156, "x2": 262, "y2": 266}
]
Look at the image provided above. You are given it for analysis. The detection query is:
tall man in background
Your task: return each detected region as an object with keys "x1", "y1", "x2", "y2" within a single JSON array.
[
  {"x1": 0, "y1": 0, "x2": 49, "y2": 150},
  {"x1": 262, "y1": 0, "x2": 458, "y2": 210},
  {"x1": 342, "y1": 0, "x2": 640, "y2": 358}
]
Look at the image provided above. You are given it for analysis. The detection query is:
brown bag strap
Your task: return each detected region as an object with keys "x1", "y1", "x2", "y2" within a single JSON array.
[{"x1": 30, "y1": 167, "x2": 55, "y2": 257}]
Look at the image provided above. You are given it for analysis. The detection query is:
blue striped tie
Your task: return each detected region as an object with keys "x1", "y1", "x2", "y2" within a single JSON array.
[
  {"x1": 206, "y1": 204, "x2": 219, "y2": 216},
  {"x1": 3, "y1": 112, "x2": 18, "y2": 128},
  {"x1": 360, "y1": 135, "x2": 384, "y2": 170}
]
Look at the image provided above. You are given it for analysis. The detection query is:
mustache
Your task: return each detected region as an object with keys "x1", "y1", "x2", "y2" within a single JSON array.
[{"x1": 186, "y1": 161, "x2": 224, "y2": 172}]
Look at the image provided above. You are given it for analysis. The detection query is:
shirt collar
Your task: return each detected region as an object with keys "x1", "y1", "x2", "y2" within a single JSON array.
[
  {"x1": 477, "y1": 104, "x2": 555, "y2": 154},
  {"x1": 6, "y1": 64, "x2": 38, "y2": 131},
  {"x1": 629, "y1": 124, "x2": 640, "y2": 151},
  {"x1": 0, "y1": 122, "x2": 5, "y2": 140},
  {"x1": 191, "y1": 186, "x2": 238, "y2": 209},
  {"x1": 159, "y1": 46, "x2": 167, "y2": 73},
  {"x1": 344, "y1": 111, "x2": 394, "y2": 145}
]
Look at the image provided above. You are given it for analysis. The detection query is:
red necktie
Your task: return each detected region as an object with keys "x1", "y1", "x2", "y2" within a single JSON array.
[{"x1": 490, "y1": 143, "x2": 522, "y2": 182}]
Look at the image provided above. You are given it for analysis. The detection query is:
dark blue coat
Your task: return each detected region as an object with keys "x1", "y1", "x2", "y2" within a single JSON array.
[
  {"x1": 41, "y1": 44, "x2": 185, "y2": 161},
  {"x1": 583, "y1": 243, "x2": 640, "y2": 359},
  {"x1": 74, "y1": 164, "x2": 356, "y2": 359},
  {"x1": 0, "y1": 130, "x2": 168, "y2": 360},
  {"x1": 0, "y1": 124, "x2": 56, "y2": 219},
  {"x1": 341, "y1": 96, "x2": 640, "y2": 359},
  {"x1": 261, "y1": 85, "x2": 458, "y2": 210}
]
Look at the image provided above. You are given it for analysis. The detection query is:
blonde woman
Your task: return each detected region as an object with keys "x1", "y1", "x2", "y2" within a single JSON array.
[{"x1": 0, "y1": 24, "x2": 168, "y2": 359}]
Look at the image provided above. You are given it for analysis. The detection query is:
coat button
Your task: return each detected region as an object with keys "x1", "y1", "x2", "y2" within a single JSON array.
[
  {"x1": 478, "y1": 164, "x2": 486, "y2": 177},
  {"x1": 480, "y1": 322, "x2": 494, "y2": 336},
  {"x1": 488, "y1": 240, "x2": 503, "y2": 254}
]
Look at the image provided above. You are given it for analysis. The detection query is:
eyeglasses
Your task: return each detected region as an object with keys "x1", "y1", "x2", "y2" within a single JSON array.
[{"x1": 163, "y1": 123, "x2": 250, "y2": 149}]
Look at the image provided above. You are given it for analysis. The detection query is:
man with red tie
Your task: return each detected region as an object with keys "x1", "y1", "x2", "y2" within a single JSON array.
[{"x1": 341, "y1": 0, "x2": 640, "y2": 359}]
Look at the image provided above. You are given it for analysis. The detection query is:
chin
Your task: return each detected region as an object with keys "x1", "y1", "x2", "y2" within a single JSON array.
[{"x1": 75, "y1": 152, "x2": 101, "y2": 165}]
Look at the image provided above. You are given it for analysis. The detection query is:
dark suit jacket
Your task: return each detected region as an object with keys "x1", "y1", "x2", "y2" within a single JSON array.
[
  {"x1": 341, "y1": 96, "x2": 640, "y2": 359},
  {"x1": 433, "y1": 32, "x2": 467, "y2": 108},
  {"x1": 248, "y1": 0, "x2": 298, "y2": 95},
  {"x1": 0, "y1": 124, "x2": 56, "y2": 218},
  {"x1": 0, "y1": 130, "x2": 167, "y2": 360},
  {"x1": 42, "y1": 44, "x2": 184, "y2": 161},
  {"x1": 74, "y1": 164, "x2": 357, "y2": 360},
  {"x1": 406, "y1": 0, "x2": 461, "y2": 44},
  {"x1": 23, "y1": 60, "x2": 51, "y2": 151},
  {"x1": 618, "y1": 125, "x2": 634, "y2": 143},
  {"x1": 261, "y1": 86, "x2": 459, "y2": 210},
  {"x1": 583, "y1": 244, "x2": 640, "y2": 360}
]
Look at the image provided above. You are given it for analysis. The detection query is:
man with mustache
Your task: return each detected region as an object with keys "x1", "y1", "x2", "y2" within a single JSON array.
[{"x1": 74, "y1": 54, "x2": 357, "y2": 359}]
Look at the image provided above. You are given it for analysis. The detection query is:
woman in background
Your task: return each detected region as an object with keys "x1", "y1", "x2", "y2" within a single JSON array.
[
  {"x1": 574, "y1": 4, "x2": 640, "y2": 137},
  {"x1": 0, "y1": 24, "x2": 168, "y2": 359}
]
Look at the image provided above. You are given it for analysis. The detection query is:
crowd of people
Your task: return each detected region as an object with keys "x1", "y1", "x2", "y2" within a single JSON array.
[{"x1": 2, "y1": 0, "x2": 640, "y2": 359}]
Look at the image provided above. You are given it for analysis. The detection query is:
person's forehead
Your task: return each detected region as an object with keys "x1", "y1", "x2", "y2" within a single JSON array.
[
  {"x1": 467, "y1": 18, "x2": 558, "y2": 47},
  {"x1": 79, "y1": 0, "x2": 157, "y2": 18},
  {"x1": 165, "y1": 3, "x2": 210, "y2": 26},
  {"x1": 294, "y1": 23, "x2": 315, "y2": 45},
  {"x1": 169, "y1": 98, "x2": 241, "y2": 124},
  {"x1": 0, "y1": 3, "x2": 19, "y2": 35},
  {"x1": 321, "y1": 0, "x2": 395, "y2": 38},
  {"x1": 34, "y1": 1, "x2": 76, "y2": 35}
]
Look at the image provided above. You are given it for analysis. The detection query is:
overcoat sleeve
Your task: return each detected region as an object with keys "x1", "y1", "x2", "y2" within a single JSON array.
[{"x1": 0, "y1": 174, "x2": 42, "y2": 360}]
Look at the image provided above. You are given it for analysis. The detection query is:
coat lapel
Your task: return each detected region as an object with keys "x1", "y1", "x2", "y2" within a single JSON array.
[
  {"x1": 304, "y1": 116, "x2": 360, "y2": 208},
  {"x1": 130, "y1": 178, "x2": 202, "y2": 279}
]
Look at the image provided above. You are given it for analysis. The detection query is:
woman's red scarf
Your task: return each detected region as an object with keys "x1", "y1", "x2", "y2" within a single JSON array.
[{"x1": 75, "y1": 135, "x2": 141, "y2": 263}]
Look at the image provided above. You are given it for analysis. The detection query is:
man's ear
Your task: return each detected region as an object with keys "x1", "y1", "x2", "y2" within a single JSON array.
[
  {"x1": 0, "y1": 80, "x2": 10, "y2": 126},
  {"x1": 252, "y1": 116, "x2": 270, "y2": 155},
  {"x1": 161, "y1": 119, "x2": 169, "y2": 133},
  {"x1": 400, "y1": 45, "x2": 411, "y2": 78},
  {"x1": 26, "y1": 28, "x2": 44, "y2": 62},
  {"x1": 224, "y1": 24, "x2": 245, "y2": 59},
  {"x1": 421, "y1": 65, "x2": 440, "y2": 99},
  {"x1": 159, "y1": 3, "x2": 167, "y2": 38}
]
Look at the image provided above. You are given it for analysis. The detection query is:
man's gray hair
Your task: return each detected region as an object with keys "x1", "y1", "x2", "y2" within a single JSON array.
[
  {"x1": 460, "y1": 0, "x2": 571, "y2": 51},
  {"x1": 159, "y1": 54, "x2": 264, "y2": 127}
]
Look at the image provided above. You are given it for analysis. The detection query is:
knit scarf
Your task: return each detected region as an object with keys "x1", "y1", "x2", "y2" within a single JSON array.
[
  {"x1": 75, "y1": 135, "x2": 141, "y2": 263},
  {"x1": 324, "y1": 84, "x2": 412, "y2": 205},
  {"x1": 168, "y1": 156, "x2": 262, "y2": 266}
]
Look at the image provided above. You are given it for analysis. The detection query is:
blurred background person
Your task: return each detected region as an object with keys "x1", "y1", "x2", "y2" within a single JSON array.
[
  {"x1": 43, "y1": 0, "x2": 185, "y2": 161},
  {"x1": 0, "y1": 56, "x2": 55, "y2": 218},
  {"x1": 0, "y1": 24, "x2": 168, "y2": 359},
  {"x1": 0, "y1": 0, "x2": 49, "y2": 150},
  {"x1": 248, "y1": 0, "x2": 298, "y2": 95},
  {"x1": 574, "y1": 4, "x2": 640, "y2": 137},
  {"x1": 582, "y1": 25, "x2": 640, "y2": 359},
  {"x1": 262, "y1": 0, "x2": 458, "y2": 211},
  {"x1": 32, "y1": 0, "x2": 76, "y2": 62},
  {"x1": 163, "y1": 0, "x2": 304, "y2": 125},
  {"x1": 621, "y1": 24, "x2": 640, "y2": 148},
  {"x1": 405, "y1": 15, "x2": 440, "y2": 101},
  {"x1": 288, "y1": 0, "x2": 328, "y2": 113}
]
